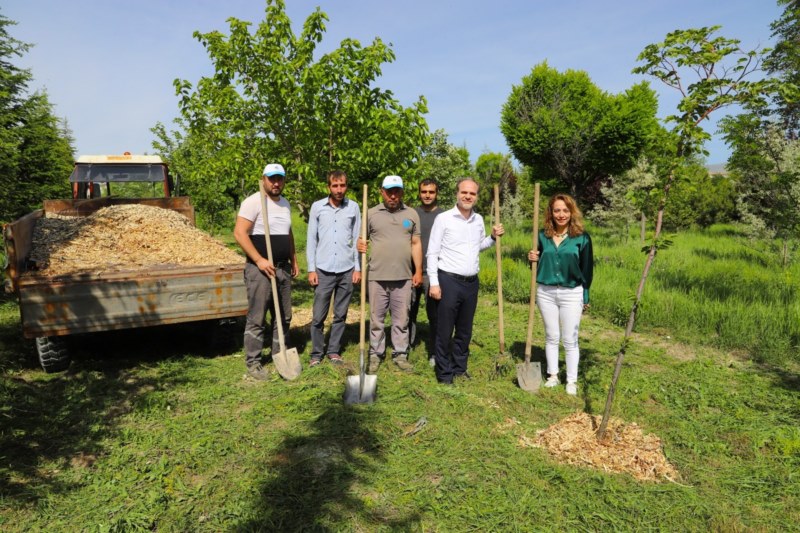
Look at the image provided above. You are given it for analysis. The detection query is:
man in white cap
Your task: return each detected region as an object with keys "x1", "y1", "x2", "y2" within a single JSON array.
[
  {"x1": 234, "y1": 163, "x2": 299, "y2": 380},
  {"x1": 357, "y1": 175, "x2": 422, "y2": 372}
]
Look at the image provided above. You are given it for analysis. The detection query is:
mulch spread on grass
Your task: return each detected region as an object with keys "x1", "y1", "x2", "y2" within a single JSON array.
[
  {"x1": 520, "y1": 411, "x2": 680, "y2": 483},
  {"x1": 291, "y1": 307, "x2": 360, "y2": 331},
  {"x1": 27, "y1": 204, "x2": 242, "y2": 276}
]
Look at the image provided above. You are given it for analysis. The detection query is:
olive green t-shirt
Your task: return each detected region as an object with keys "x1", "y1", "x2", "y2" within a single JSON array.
[{"x1": 367, "y1": 203, "x2": 420, "y2": 281}]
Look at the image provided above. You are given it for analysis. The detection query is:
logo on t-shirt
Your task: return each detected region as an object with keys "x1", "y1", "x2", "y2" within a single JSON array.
[{"x1": 403, "y1": 219, "x2": 412, "y2": 229}]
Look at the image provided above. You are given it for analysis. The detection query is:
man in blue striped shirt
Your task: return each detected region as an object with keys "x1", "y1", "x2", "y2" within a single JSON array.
[{"x1": 306, "y1": 170, "x2": 361, "y2": 366}]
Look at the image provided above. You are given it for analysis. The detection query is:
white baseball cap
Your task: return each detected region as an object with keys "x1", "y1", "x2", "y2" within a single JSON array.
[
  {"x1": 263, "y1": 163, "x2": 285, "y2": 177},
  {"x1": 381, "y1": 175, "x2": 403, "y2": 189}
]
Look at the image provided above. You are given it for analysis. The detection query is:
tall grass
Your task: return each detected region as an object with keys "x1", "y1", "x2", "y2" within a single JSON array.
[{"x1": 481, "y1": 222, "x2": 800, "y2": 368}]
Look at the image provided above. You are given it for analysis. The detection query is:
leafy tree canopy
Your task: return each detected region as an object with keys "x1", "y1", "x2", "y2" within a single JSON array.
[
  {"x1": 764, "y1": 0, "x2": 800, "y2": 135},
  {"x1": 474, "y1": 151, "x2": 518, "y2": 215},
  {"x1": 722, "y1": 114, "x2": 800, "y2": 250},
  {"x1": 406, "y1": 129, "x2": 471, "y2": 207},
  {"x1": 500, "y1": 62, "x2": 659, "y2": 207},
  {"x1": 160, "y1": 0, "x2": 429, "y2": 226}
]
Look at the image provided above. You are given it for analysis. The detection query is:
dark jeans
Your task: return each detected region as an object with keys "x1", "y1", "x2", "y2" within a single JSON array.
[
  {"x1": 243, "y1": 262, "x2": 292, "y2": 367},
  {"x1": 409, "y1": 274, "x2": 438, "y2": 350},
  {"x1": 310, "y1": 268, "x2": 354, "y2": 360},
  {"x1": 435, "y1": 271, "x2": 478, "y2": 383}
]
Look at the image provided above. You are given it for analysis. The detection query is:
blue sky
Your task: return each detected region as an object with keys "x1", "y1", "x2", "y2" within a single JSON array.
[{"x1": 4, "y1": 0, "x2": 782, "y2": 166}]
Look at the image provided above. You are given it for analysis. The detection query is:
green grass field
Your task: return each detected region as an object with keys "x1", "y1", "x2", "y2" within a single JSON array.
[{"x1": 1, "y1": 221, "x2": 798, "y2": 531}]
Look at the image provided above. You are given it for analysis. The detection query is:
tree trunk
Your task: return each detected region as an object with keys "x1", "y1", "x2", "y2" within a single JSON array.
[
  {"x1": 597, "y1": 171, "x2": 674, "y2": 440},
  {"x1": 783, "y1": 239, "x2": 789, "y2": 268},
  {"x1": 640, "y1": 212, "x2": 646, "y2": 243}
]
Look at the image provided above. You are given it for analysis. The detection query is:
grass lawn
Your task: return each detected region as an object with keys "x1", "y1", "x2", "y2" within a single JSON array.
[
  {"x1": 1, "y1": 221, "x2": 798, "y2": 531},
  {"x1": 1, "y1": 293, "x2": 798, "y2": 530}
]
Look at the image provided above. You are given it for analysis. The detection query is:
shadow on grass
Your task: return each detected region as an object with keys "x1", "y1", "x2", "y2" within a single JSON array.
[
  {"x1": 692, "y1": 247, "x2": 775, "y2": 269},
  {"x1": 0, "y1": 315, "x2": 237, "y2": 506},
  {"x1": 235, "y1": 406, "x2": 421, "y2": 531},
  {"x1": 653, "y1": 266, "x2": 795, "y2": 305},
  {"x1": 507, "y1": 337, "x2": 604, "y2": 412},
  {"x1": 577, "y1": 346, "x2": 603, "y2": 414},
  {"x1": 765, "y1": 365, "x2": 800, "y2": 401}
]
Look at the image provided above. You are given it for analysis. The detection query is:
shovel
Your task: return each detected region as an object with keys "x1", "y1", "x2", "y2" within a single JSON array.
[
  {"x1": 259, "y1": 181, "x2": 302, "y2": 381},
  {"x1": 493, "y1": 185, "x2": 511, "y2": 375},
  {"x1": 517, "y1": 182, "x2": 543, "y2": 392},
  {"x1": 344, "y1": 184, "x2": 377, "y2": 404}
]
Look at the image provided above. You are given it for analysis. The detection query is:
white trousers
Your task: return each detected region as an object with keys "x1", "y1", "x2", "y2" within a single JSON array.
[{"x1": 536, "y1": 285, "x2": 583, "y2": 384}]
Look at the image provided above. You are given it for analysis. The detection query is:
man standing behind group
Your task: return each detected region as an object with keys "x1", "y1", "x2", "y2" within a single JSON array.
[
  {"x1": 409, "y1": 178, "x2": 442, "y2": 366},
  {"x1": 358, "y1": 175, "x2": 422, "y2": 373},
  {"x1": 234, "y1": 163, "x2": 299, "y2": 381},
  {"x1": 306, "y1": 170, "x2": 361, "y2": 367},
  {"x1": 427, "y1": 178, "x2": 504, "y2": 385}
]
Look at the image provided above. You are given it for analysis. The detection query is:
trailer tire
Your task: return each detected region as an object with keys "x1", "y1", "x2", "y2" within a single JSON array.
[
  {"x1": 206, "y1": 317, "x2": 245, "y2": 351},
  {"x1": 35, "y1": 336, "x2": 71, "y2": 373}
]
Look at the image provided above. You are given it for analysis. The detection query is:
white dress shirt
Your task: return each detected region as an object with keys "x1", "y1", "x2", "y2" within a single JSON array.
[{"x1": 427, "y1": 206, "x2": 494, "y2": 286}]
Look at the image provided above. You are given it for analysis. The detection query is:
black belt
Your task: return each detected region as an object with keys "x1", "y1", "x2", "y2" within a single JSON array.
[
  {"x1": 274, "y1": 260, "x2": 292, "y2": 271},
  {"x1": 439, "y1": 270, "x2": 477, "y2": 282}
]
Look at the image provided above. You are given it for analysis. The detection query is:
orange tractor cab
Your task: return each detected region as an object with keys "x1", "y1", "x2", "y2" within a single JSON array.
[{"x1": 70, "y1": 153, "x2": 175, "y2": 199}]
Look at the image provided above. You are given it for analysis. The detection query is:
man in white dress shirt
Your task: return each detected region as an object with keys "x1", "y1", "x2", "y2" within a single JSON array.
[{"x1": 427, "y1": 178, "x2": 504, "y2": 384}]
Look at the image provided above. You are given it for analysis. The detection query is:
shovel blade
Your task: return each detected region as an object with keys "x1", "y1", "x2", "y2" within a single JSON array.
[
  {"x1": 517, "y1": 361, "x2": 542, "y2": 392},
  {"x1": 344, "y1": 374, "x2": 377, "y2": 404},
  {"x1": 273, "y1": 347, "x2": 302, "y2": 381}
]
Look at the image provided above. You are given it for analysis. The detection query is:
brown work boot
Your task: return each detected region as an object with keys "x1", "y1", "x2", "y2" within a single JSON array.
[
  {"x1": 393, "y1": 354, "x2": 413, "y2": 373},
  {"x1": 247, "y1": 363, "x2": 269, "y2": 381},
  {"x1": 368, "y1": 354, "x2": 382, "y2": 373}
]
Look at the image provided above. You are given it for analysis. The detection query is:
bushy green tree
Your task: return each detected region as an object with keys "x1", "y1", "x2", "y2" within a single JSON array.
[
  {"x1": 0, "y1": 13, "x2": 73, "y2": 223},
  {"x1": 474, "y1": 152, "x2": 511, "y2": 213},
  {"x1": 152, "y1": 118, "x2": 240, "y2": 232},
  {"x1": 663, "y1": 160, "x2": 737, "y2": 229},
  {"x1": 591, "y1": 157, "x2": 659, "y2": 240},
  {"x1": 722, "y1": 115, "x2": 800, "y2": 264},
  {"x1": 500, "y1": 62, "x2": 659, "y2": 207},
  {"x1": 406, "y1": 129, "x2": 471, "y2": 207},
  {"x1": 716, "y1": 1, "x2": 800, "y2": 265},
  {"x1": 764, "y1": 0, "x2": 800, "y2": 135},
  {"x1": 161, "y1": 0, "x2": 428, "y2": 226}
]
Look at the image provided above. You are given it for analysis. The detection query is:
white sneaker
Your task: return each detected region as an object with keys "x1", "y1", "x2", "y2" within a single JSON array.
[
  {"x1": 428, "y1": 357, "x2": 436, "y2": 368},
  {"x1": 544, "y1": 375, "x2": 560, "y2": 388},
  {"x1": 566, "y1": 383, "x2": 577, "y2": 396}
]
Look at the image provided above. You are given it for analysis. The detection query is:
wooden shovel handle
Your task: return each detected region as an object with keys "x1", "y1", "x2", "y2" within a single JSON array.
[
  {"x1": 259, "y1": 180, "x2": 288, "y2": 351},
  {"x1": 359, "y1": 185, "x2": 368, "y2": 353},
  {"x1": 524, "y1": 183, "x2": 540, "y2": 363},
  {"x1": 494, "y1": 185, "x2": 505, "y2": 353}
]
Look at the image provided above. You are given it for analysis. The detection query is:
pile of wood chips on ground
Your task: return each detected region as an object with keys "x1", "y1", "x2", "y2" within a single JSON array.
[
  {"x1": 522, "y1": 411, "x2": 680, "y2": 483},
  {"x1": 291, "y1": 307, "x2": 360, "y2": 331},
  {"x1": 27, "y1": 204, "x2": 242, "y2": 276}
]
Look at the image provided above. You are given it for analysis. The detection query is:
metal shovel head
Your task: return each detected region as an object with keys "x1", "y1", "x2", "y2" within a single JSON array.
[
  {"x1": 517, "y1": 361, "x2": 543, "y2": 392},
  {"x1": 273, "y1": 347, "x2": 302, "y2": 381},
  {"x1": 344, "y1": 373, "x2": 377, "y2": 404}
]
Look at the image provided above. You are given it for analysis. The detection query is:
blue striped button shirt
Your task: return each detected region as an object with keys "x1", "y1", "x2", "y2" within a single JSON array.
[{"x1": 306, "y1": 196, "x2": 361, "y2": 274}]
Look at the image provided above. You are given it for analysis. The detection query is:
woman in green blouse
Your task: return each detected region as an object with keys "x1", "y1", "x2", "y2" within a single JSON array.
[{"x1": 528, "y1": 194, "x2": 593, "y2": 396}]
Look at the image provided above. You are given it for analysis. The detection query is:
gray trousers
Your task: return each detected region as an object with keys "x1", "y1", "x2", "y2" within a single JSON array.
[
  {"x1": 310, "y1": 268, "x2": 354, "y2": 359},
  {"x1": 243, "y1": 262, "x2": 292, "y2": 366},
  {"x1": 368, "y1": 279, "x2": 412, "y2": 358}
]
